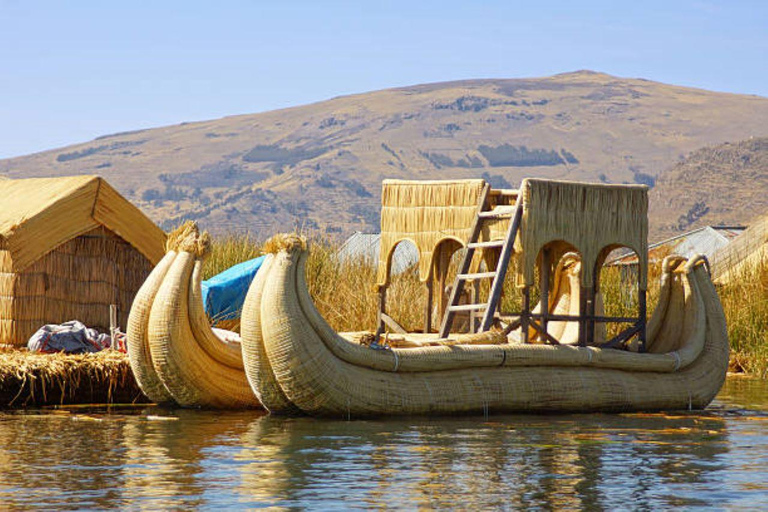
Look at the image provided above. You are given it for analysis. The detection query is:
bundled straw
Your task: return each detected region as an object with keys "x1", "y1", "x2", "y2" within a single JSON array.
[
  {"x1": 127, "y1": 221, "x2": 260, "y2": 409},
  {"x1": 377, "y1": 179, "x2": 509, "y2": 286},
  {"x1": 517, "y1": 178, "x2": 649, "y2": 289}
]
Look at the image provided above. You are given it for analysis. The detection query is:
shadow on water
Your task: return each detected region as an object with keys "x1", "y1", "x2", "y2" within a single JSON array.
[{"x1": 0, "y1": 378, "x2": 766, "y2": 509}]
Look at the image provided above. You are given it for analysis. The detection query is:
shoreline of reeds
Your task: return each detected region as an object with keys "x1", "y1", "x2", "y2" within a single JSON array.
[{"x1": 0, "y1": 349, "x2": 148, "y2": 408}]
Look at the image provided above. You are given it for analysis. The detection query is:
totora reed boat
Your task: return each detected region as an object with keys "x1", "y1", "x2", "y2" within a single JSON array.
[
  {"x1": 127, "y1": 178, "x2": 729, "y2": 417},
  {"x1": 238, "y1": 178, "x2": 729, "y2": 417}
]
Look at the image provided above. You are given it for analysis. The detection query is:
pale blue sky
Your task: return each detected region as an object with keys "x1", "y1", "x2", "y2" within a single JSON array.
[{"x1": 1, "y1": 0, "x2": 766, "y2": 158}]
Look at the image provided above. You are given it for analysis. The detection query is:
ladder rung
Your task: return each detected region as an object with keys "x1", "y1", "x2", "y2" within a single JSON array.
[
  {"x1": 449, "y1": 303, "x2": 488, "y2": 312},
  {"x1": 457, "y1": 271, "x2": 497, "y2": 280},
  {"x1": 479, "y1": 206, "x2": 516, "y2": 218},
  {"x1": 467, "y1": 240, "x2": 505, "y2": 249},
  {"x1": 489, "y1": 188, "x2": 519, "y2": 197}
]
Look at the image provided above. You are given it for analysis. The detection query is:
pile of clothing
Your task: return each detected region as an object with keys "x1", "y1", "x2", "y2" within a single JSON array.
[{"x1": 27, "y1": 320, "x2": 123, "y2": 354}]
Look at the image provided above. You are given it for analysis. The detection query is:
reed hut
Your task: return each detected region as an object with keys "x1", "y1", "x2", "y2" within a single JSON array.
[{"x1": 0, "y1": 176, "x2": 166, "y2": 347}]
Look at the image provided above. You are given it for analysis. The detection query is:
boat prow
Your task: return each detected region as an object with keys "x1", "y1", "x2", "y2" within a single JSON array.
[{"x1": 126, "y1": 222, "x2": 261, "y2": 409}]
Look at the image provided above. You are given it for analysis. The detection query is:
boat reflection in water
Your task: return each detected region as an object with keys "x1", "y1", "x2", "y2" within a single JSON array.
[
  {"x1": 1, "y1": 383, "x2": 766, "y2": 509},
  {"x1": 235, "y1": 412, "x2": 734, "y2": 510}
]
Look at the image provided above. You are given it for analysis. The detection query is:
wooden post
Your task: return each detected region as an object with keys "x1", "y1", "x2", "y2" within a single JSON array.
[
  {"x1": 473, "y1": 279, "x2": 481, "y2": 333},
  {"x1": 540, "y1": 248, "x2": 550, "y2": 339},
  {"x1": 638, "y1": 288, "x2": 647, "y2": 352},
  {"x1": 436, "y1": 248, "x2": 451, "y2": 322},
  {"x1": 109, "y1": 304, "x2": 118, "y2": 351},
  {"x1": 424, "y1": 276, "x2": 433, "y2": 334},
  {"x1": 588, "y1": 263, "x2": 600, "y2": 346},
  {"x1": 521, "y1": 286, "x2": 530, "y2": 343},
  {"x1": 578, "y1": 286, "x2": 588, "y2": 347},
  {"x1": 375, "y1": 286, "x2": 387, "y2": 337},
  {"x1": 586, "y1": 287, "x2": 595, "y2": 345}
]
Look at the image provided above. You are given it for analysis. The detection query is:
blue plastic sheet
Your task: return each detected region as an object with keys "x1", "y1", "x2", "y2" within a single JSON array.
[{"x1": 201, "y1": 256, "x2": 265, "y2": 321}]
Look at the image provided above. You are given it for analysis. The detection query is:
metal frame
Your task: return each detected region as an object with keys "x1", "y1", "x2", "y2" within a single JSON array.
[{"x1": 515, "y1": 249, "x2": 647, "y2": 351}]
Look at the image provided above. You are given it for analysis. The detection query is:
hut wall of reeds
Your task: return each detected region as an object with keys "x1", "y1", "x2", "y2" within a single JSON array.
[{"x1": 0, "y1": 176, "x2": 166, "y2": 347}]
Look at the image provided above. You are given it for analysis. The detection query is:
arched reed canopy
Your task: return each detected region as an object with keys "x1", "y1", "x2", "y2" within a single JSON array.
[
  {"x1": 517, "y1": 178, "x2": 649, "y2": 290},
  {"x1": 376, "y1": 179, "x2": 510, "y2": 288},
  {"x1": 0, "y1": 176, "x2": 167, "y2": 347}
]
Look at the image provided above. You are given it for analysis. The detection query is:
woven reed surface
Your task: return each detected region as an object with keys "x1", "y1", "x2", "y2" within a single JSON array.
[
  {"x1": 0, "y1": 175, "x2": 165, "y2": 272},
  {"x1": 0, "y1": 349, "x2": 147, "y2": 407},
  {"x1": 142, "y1": 225, "x2": 260, "y2": 409},
  {"x1": 251, "y1": 242, "x2": 728, "y2": 417},
  {"x1": 125, "y1": 251, "x2": 177, "y2": 404},
  {"x1": 0, "y1": 227, "x2": 154, "y2": 347},
  {"x1": 240, "y1": 254, "x2": 301, "y2": 414},
  {"x1": 518, "y1": 179, "x2": 649, "y2": 289},
  {"x1": 376, "y1": 179, "x2": 509, "y2": 286}
]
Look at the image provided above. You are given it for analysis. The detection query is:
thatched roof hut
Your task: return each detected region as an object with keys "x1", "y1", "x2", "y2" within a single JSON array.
[{"x1": 0, "y1": 176, "x2": 166, "y2": 347}]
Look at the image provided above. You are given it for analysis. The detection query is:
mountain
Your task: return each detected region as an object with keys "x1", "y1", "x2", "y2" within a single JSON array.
[
  {"x1": 650, "y1": 137, "x2": 768, "y2": 239},
  {"x1": 1, "y1": 70, "x2": 767, "y2": 238}
]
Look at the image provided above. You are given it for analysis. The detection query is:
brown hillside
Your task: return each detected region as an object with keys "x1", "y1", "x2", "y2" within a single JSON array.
[
  {"x1": 1, "y1": 70, "x2": 767, "y2": 237},
  {"x1": 650, "y1": 137, "x2": 768, "y2": 240}
]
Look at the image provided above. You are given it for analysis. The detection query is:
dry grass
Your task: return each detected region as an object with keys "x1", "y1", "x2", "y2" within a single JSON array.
[
  {"x1": 717, "y1": 260, "x2": 768, "y2": 378},
  {"x1": 203, "y1": 232, "x2": 263, "y2": 280},
  {"x1": 206, "y1": 234, "x2": 765, "y2": 378}
]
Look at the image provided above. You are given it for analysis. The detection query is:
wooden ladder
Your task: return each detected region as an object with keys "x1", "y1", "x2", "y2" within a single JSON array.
[{"x1": 438, "y1": 186, "x2": 523, "y2": 337}]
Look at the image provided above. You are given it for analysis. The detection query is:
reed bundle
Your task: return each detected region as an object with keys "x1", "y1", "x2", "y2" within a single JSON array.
[{"x1": 127, "y1": 221, "x2": 261, "y2": 408}]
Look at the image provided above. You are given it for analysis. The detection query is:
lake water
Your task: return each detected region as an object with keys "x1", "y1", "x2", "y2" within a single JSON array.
[{"x1": 1, "y1": 377, "x2": 767, "y2": 510}]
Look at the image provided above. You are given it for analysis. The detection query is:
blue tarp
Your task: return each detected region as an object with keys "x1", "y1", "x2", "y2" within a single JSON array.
[{"x1": 201, "y1": 256, "x2": 266, "y2": 321}]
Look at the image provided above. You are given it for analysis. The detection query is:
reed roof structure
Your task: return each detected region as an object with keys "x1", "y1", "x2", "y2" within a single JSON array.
[
  {"x1": 518, "y1": 178, "x2": 649, "y2": 289},
  {"x1": 711, "y1": 215, "x2": 768, "y2": 283},
  {"x1": 376, "y1": 179, "x2": 509, "y2": 287},
  {"x1": 0, "y1": 176, "x2": 166, "y2": 347}
]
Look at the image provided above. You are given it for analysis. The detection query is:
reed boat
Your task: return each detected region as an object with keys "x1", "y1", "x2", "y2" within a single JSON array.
[
  {"x1": 239, "y1": 178, "x2": 730, "y2": 417},
  {"x1": 126, "y1": 222, "x2": 260, "y2": 409}
]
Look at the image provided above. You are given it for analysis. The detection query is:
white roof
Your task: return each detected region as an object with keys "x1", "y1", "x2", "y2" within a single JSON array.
[
  {"x1": 607, "y1": 226, "x2": 745, "y2": 265},
  {"x1": 337, "y1": 232, "x2": 419, "y2": 275}
]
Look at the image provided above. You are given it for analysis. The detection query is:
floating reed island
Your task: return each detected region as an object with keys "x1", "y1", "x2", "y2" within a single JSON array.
[
  {"x1": 128, "y1": 177, "x2": 730, "y2": 418},
  {"x1": 0, "y1": 349, "x2": 147, "y2": 408}
]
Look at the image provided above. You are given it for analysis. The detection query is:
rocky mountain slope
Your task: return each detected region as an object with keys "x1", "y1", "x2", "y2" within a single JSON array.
[
  {"x1": 650, "y1": 137, "x2": 768, "y2": 239},
  {"x1": 1, "y1": 70, "x2": 767, "y2": 239}
]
